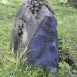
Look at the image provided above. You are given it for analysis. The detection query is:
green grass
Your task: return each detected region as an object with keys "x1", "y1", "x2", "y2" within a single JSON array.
[{"x1": 0, "y1": 0, "x2": 77, "y2": 77}]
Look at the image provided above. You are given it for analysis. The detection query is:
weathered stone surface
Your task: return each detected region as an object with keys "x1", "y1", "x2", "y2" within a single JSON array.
[{"x1": 11, "y1": 0, "x2": 58, "y2": 72}]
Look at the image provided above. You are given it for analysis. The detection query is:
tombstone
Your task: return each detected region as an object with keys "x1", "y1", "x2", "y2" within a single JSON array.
[
  {"x1": 11, "y1": 0, "x2": 59, "y2": 72},
  {"x1": 68, "y1": 0, "x2": 77, "y2": 8}
]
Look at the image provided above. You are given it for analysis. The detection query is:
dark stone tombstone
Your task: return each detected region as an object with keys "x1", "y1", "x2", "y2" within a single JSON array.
[
  {"x1": 68, "y1": 0, "x2": 77, "y2": 8},
  {"x1": 11, "y1": 0, "x2": 59, "y2": 73}
]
